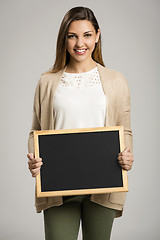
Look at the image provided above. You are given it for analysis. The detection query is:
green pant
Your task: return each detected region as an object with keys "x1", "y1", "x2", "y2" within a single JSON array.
[{"x1": 43, "y1": 194, "x2": 116, "y2": 240}]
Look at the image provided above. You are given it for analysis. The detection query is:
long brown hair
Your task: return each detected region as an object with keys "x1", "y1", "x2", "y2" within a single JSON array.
[{"x1": 42, "y1": 6, "x2": 105, "y2": 75}]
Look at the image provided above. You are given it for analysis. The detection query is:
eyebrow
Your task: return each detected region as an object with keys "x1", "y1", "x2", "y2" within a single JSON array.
[{"x1": 67, "y1": 31, "x2": 93, "y2": 34}]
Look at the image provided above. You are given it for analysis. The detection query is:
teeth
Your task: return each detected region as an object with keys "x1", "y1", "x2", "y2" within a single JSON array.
[{"x1": 75, "y1": 49, "x2": 86, "y2": 52}]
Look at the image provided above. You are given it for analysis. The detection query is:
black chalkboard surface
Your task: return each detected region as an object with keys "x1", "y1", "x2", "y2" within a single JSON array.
[{"x1": 34, "y1": 126, "x2": 128, "y2": 198}]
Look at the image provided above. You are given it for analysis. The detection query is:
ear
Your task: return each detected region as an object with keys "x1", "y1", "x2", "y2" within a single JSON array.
[{"x1": 95, "y1": 29, "x2": 100, "y2": 43}]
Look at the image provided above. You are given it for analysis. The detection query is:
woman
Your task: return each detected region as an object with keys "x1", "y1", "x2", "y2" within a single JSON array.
[{"x1": 27, "y1": 6, "x2": 134, "y2": 240}]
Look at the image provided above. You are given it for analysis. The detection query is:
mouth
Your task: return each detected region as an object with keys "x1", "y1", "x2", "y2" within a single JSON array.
[{"x1": 74, "y1": 48, "x2": 87, "y2": 55}]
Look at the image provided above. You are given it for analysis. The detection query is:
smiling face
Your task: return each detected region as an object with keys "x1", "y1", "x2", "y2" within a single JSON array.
[{"x1": 66, "y1": 20, "x2": 100, "y2": 65}]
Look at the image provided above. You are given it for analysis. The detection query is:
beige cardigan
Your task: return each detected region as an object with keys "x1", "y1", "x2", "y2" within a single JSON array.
[{"x1": 28, "y1": 62, "x2": 133, "y2": 218}]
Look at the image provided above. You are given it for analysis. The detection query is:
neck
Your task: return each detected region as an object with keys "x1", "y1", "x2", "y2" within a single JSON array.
[{"x1": 65, "y1": 59, "x2": 97, "y2": 73}]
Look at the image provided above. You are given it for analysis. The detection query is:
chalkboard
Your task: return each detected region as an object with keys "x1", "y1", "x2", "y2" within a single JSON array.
[{"x1": 34, "y1": 126, "x2": 128, "y2": 198}]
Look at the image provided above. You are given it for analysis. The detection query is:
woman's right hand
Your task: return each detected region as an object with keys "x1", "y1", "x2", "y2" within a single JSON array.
[{"x1": 27, "y1": 153, "x2": 43, "y2": 178}]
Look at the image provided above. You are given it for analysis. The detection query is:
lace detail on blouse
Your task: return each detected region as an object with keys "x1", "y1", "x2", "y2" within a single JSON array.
[
  {"x1": 60, "y1": 67, "x2": 101, "y2": 89},
  {"x1": 53, "y1": 66, "x2": 107, "y2": 130}
]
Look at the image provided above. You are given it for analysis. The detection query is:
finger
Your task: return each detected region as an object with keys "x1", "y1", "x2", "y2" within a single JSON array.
[
  {"x1": 118, "y1": 152, "x2": 133, "y2": 160},
  {"x1": 118, "y1": 152, "x2": 122, "y2": 157},
  {"x1": 118, "y1": 160, "x2": 134, "y2": 169},
  {"x1": 118, "y1": 161, "x2": 133, "y2": 168},
  {"x1": 27, "y1": 153, "x2": 35, "y2": 159},
  {"x1": 33, "y1": 161, "x2": 43, "y2": 169},
  {"x1": 121, "y1": 152, "x2": 132, "y2": 158},
  {"x1": 119, "y1": 157, "x2": 133, "y2": 166},
  {"x1": 35, "y1": 157, "x2": 43, "y2": 163},
  {"x1": 119, "y1": 147, "x2": 128, "y2": 154},
  {"x1": 121, "y1": 164, "x2": 132, "y2": 171},
  {"x1": 124, "y1": 147, "x2": 130, "y2": 152},
  {"x1": 120, "y1": 147, "x2": 131, "y2": 155},
  {"x1": 32, "y1": 170, "x2": 40, "y2": 177},
  {"x1": 28, "y1": 158, "x2": 43, "y2": 166},
  {"x1": 31, "y1": 167, "x2": 41, "y2": 175},
  {"x1": 28, "y1": 157, "x2": 42, "y2": 165},
  {"x1": 32, "y1": 168, "x2": 40, "y2": 177},
  {"x1": 32, "y1": 168, "x2": 41, "y2": 177},
  {"x1": 28, "y1": 161, "x2": 43, "y2": 169},
  {"x1": 118, "y1": 157, "x2": 133, "y2": 165},
  {"x1": 119, "y1": 162, "x2": 133, "y2": 169},
  {"x1": 118, "y1": 155, "x2": 134, "y2": 162},
  {"x1": 118, "y1": 148, "x2": 131, "y2": 157},
  {"x1": 124, "y1": 147, "x2": 127, "y2": 152}
]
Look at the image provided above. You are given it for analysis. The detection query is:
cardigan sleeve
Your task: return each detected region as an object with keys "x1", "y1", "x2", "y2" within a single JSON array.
[
  {"x1": 28, "y1": 79, "x2": 41, "y2": 154},
  {"x1": 117, "y1": 74, "x2": 133, "y2": 153}
]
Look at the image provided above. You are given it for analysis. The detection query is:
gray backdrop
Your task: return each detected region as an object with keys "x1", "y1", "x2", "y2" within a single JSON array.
[{"x1": 1, "y1": 0, "x2": 160, "y2": 239}]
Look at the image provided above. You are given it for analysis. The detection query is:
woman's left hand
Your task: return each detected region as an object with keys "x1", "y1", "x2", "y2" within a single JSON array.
[{"x1": 117, "y1": 147, "x2": 134, "y2": 171}]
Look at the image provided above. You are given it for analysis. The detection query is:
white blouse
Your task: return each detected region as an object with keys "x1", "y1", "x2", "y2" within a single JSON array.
[{"x1": 53, "y1": 66, "x2": 107, "y2": 130}]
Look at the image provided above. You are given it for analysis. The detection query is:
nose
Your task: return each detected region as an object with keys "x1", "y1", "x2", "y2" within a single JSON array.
[{"x1": 75, "y1": 36, "x2": 84, "y2": 48}]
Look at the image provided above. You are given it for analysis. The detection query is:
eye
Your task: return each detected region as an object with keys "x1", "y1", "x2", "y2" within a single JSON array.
[
  {"x1": 67, "y1": 35, "x2": 76, "y2": 39},
  {"x1": 85, "y1": 34, "x2": 92, "y2": 37}
]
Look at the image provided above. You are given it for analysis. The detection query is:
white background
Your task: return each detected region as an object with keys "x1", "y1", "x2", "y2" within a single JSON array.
[{"x1": 0, "y1": 0, "x2": 160, "y2": 239}]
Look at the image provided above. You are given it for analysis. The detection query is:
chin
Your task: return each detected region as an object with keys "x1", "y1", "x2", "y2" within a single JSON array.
[{"x1": 71, "y1": 52, "x2": 92, "y2": 61}]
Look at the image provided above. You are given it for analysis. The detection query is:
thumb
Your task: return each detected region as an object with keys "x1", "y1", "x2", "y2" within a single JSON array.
[
  {"x1": 124, "y1": 147, "x2": 130, "y2": 153},
  {"x1": 27, "y1": 153, "x2": 35, "y2": 159}
]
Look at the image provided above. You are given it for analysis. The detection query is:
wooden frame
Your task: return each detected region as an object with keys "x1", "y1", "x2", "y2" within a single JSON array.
[{"x1": 34, "y1": 126, "x2": 128, "y2": 198}]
